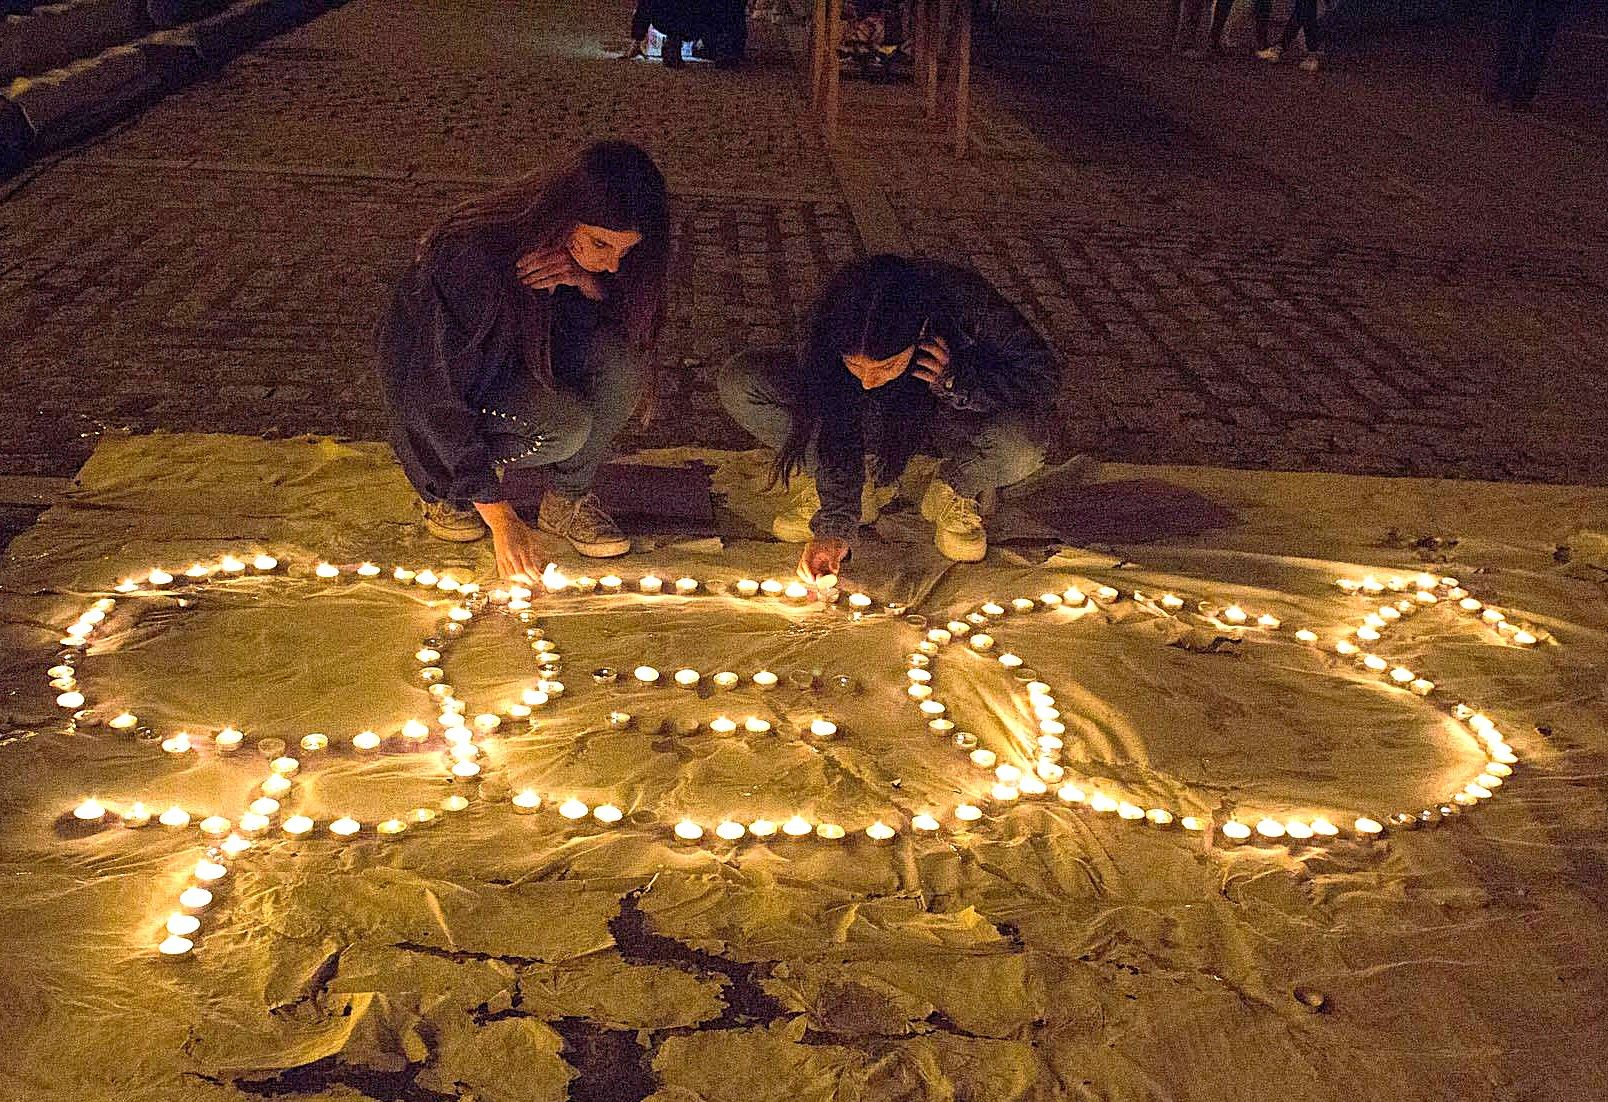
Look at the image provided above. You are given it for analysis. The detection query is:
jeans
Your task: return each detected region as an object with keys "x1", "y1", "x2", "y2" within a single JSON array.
[
  {"x1": 1281, "y1": 0, "x2": 1323, "y2": 51},
  {"x1": 479, "y1": 314, "x2": 643, "y2": 498},
  {"x1": 717, "y1": 347, "x2": 1046, "y2": 503},
  {"x1": 1208, "y1": 0, "x2": 1273, "y2": 49},
  {"x1": 1163, "y1": 0, "x2": 1212, "y2": 48},
  {"x1": 1488, "y1": 0, "x2": 1569, "y2": 105}
]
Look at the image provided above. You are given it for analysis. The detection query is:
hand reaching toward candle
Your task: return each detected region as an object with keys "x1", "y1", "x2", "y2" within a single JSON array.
[
  {"x1": 515, "y1": 245, "x2": 604, "y2": 302},
  {"x1": 799, "y1": 538, "x2": 850, "y2": 584},
  {"x1": 475, "y1": 502, "x2": 550, "y2": 583}
]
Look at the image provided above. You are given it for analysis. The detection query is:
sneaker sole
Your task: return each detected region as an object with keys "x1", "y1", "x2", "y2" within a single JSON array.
[
  {"x1": 567, "y1": 538, "x2": 631, "y2": 558},
  {"x1": 423, "y1": 519, "x2": 488, "y2": 542},
  {"x1": 936, "y1": 537, "x2": 987, "y2": 563}
]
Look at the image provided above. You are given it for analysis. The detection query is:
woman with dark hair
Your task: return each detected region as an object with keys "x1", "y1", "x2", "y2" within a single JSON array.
[
  {"x1": 718, "y1": 254, "x2": 1059, "y2": 580},
  {"x1": 378, "y1": 141, "x2": 670, "y2": 581}
]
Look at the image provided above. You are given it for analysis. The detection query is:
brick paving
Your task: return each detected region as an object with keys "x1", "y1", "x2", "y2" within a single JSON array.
[{"x1": 0, "y1": 0, "x2": 1605, "y2": 503}]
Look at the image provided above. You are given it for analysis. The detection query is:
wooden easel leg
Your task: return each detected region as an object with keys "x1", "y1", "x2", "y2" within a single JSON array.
[
  {"x1": 952, "y1": 7, "x2": 971, "y2": 157},
  {"x1": 824, "y1": 2, "x2": 842, "y2": 142},
  {"x1": 811, "y1": 0, "x2": 828, "y2": 110}
]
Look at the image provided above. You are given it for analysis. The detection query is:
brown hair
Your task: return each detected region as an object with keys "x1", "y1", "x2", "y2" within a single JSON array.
[{"x1": 418, "y1": 141, "x2": 670, "y2": 409}]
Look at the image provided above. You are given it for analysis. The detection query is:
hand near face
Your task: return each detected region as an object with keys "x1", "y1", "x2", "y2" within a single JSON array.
[
  {"x1": 910, "y1": 333, "x2": 952, "y2": 391},
  {"x1": 799, "y1": 538, "x2": 850, "y2": 583},
  {"x1": 515, "y1": 246, "x2": 604, "y2": 301}
]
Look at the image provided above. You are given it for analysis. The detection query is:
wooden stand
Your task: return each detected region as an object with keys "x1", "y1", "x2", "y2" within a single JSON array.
[{"x1": 810, "y1": 0, "x2": 973, "y2": 157}]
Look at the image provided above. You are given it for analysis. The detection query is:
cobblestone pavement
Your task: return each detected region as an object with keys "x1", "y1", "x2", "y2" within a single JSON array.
[{"x1": 0, "y1": 0, "x2": 1605, "y2": 498}]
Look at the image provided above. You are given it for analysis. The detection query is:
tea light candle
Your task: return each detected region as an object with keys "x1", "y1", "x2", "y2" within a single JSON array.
[
  {"x1": 329, "y1": 817, "x2": 361, "y2": 838},
  {"x1": 402, "y1": 720, "x2": 431, "y2": 741},
  {"x1": 760, "y1": 579, "x2": 784, "y2": 597},
  {"x1": 639, "y1": 575, "x2": 663, "y2": 594},
  {"x1": 598, "y1": 574, "x2": 622, "y2": 594},
  {"x1": 674, "y1": 668, "x2": 701, "y2": 689},
  {"x1": 1160, "y1": 594, "x2": 1184, "y2": 611},
  {"x1": 969, "y1": 748, "x2": 998, "y2": 769},
  {"x1": 55, "y1": 690, "x2": 85, "y2": 709},
  {"x1": 377, "y1": 819, "x2": 407, "y2": 836},
  {"x1": 282, "y1": 815, "x2": 314, "y2": 836},
  {"x1": 1221, "y1": 820, "x2": 1251, "y2": 841},
  {"x1": 847, "y1": 592, "x2": 872, "y2": 611},
  {"x1": 784, "y1": 581, "x2": 810, "y2": 602},
  {"x1": 261, "y1": 774, "x2": 292, "y2": 798},
  {"x1": 450, "y1": 760, "x2": 481, "y2": 779},
  {"x1": 736, "y1": 579, "x2": 760, "y2": 597},
  {"x1": 715, "y1": 820, "x2": 745, "y2": 841},
  {"x1": 954, "y1": 804, "x2": 983, "y2": 824},
  {"x1": 1255, "y1": 818, "x2": 1285, "y2": 838},
  {"x1": 199, "y1": 816, "x2": 231, "y2": 838},
  {"x1": 356, "y1": 561, "x2": 381, "y2": 577},
  {"x1": 808, "y1": 719, "x2": 838, "y2": 739},
  {"x1": 911, "y1": 813, "x2": 941, "y2": 833},
  {"x1": 179, "y1": 886, "x2": 213, "y2": 911},
  {"x1": 710, "y1": 717, "x2": 737, "y2": 735},
  {"x1": 300, "y1": 732, "x2": 329, "y2": 753},
  {"x1": 1295, "y1": 629, "x2": 1318, "y2": 643},
  {"x1": 1146, "y1": 808, "x2": 1174, "y2": 826},
  {"x1": 1222, "y1": 605, "x2": 1247, "y2": 624},
  {"x1": 744, "y1": 717, "x2": 772, "y2": 734},
  {"x1": 1353, "y1": 817, "x2": 1384, "y2": 835},
  {"x1": 441, "y1": 795, "x2": 470, "y2": 812},
  {"x1": 594, "y1": 804, "x2": 623, "y2": 824},
  {"x1": 752, "y1": 670, "x2": 778, "y2": 689},
  {"x1": 634, "y1": 665, "x2": 661, "y2": 684},
  {"x1": 73, "y1": 798, "x2": 106, "y2": 821},
  {"x1": 158, "y1": 935, "x2": 194, "y2": 958},
  {"x1": 252, "y1": 554, "x2": 279, "y2": 572},
  {"x1": 108, "y1": 712, "x2": 138, "y2": 731},
  {"x1": 194, "y1": 859, "x2": 227, "y2": 883},
  {"x1": 166, "y1": 913, "x2": 200, "y2": 937},
  {"x1": 270, "y1": 756, "x2": 300, "y2": 776},
  {"x1": 352, "y1": 730, "x2": 382, "y2": 752},
  {"x1": 749, "y1": 818, "x2": 778, "y2": 838},
  {"x1": 1284, "y1": 820, "x2": 1313, "y2": 840},
  {"x1": 315, "y1": 562, "x2": 340, "y2": 579},
  {"x1": 121, "y1": 802, "x2": 151, "y2": 828},
  {"x1": 997, "y1": 652, "x2": 1023, "y2": 669},
  {"x1": 158, "y1": 806, "x2": 190, "y2": 829},
  {"x1": 980, "y1": 602, "x2": 1006, "y2": 617},
  {"x1": 781, "y1": 815, "x2": 812, "y2": 838},
  {"x1": 675, "y1": 577, "x2": 699, "y2": 595},
  {"x1": 969, "y1": 634, "x2": 994, "y2": 652},
  {"x1": 558, "y1": 799, "x2": 589, "y2": 820},
  {"x1": 1057, "y1": 784, "x2": 1086, "y2": 803},
  {"x1": 673, "y1": 819, "x2": 704, "y2": 842},
  {"x1": 1257, "y1": 614, "x2": 1281, "y2": 629},
  {"x1": 511, "y1": 790, "x2": 541, "y2": 813},
  {"x1": 816, "y1": 823, "x2": 846, "y2": 840},
  {"x1": 248, "y1": 797, "x2": 280, "y2": 817}
]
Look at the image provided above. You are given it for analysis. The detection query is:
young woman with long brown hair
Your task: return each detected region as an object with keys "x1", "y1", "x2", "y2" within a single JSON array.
[{"x1": 378, "y1": 141, "x2": 670, "y2": 581}]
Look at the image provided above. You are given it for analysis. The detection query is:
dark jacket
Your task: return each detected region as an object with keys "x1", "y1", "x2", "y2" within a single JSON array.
[
  {"x1": 809, "y1": 260, "x2": 1059, "y2": 543},
  {"x1": 377, "y1": 236, "x2": 577, "y2": 509}
]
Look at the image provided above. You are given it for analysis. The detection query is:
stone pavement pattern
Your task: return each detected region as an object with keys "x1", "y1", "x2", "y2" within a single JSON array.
[{"x1": 1, "y1": 0, "x2": 1606, "y2": 493}]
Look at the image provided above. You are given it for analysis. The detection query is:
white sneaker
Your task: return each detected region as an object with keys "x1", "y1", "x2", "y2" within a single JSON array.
[
  {"x1": 1298, "y1": 53, "x2": 1321, "y2": 72},
  {"x1": 1257, "y1": 45, "x2": 1282, "y2": 62},
  {"x1": 919, "y1": 480, "x2": 986, "y2": 563}
]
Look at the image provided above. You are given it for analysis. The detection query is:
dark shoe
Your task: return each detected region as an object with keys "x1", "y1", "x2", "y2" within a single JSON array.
[
  {"x1": 662, "y1": 36, "x2": 685, "y2": 67},
  {"x1": 537, "y1": 490, "x2": 630, "y2": 558},
  {"x1": 420, "y1": 498, "x2": 488, "y2": 542}
]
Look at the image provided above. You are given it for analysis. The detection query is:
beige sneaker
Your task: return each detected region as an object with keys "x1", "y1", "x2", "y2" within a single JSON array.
[
  {"x1": 919, "y1": 479, "x2": 986, "y2": 562},
  {"x1": 771, "y1": 477, "x2": 899, "y2": 543},
  {"x1": 536, "y1": 490, "x2": 630, "y2": 558},
  {"x1": 420, "y1": 498, "x2": 488, "y2": 542}
]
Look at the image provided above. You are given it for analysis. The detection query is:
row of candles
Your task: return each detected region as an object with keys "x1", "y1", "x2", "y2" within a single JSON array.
[{"x1": 53, "y1": 555, "x2": 1543, "y2": 956}]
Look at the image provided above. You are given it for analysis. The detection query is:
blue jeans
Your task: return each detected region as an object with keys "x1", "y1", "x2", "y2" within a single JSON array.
[
  {"x1": 717, "y1": 346, "x2": 1046, "y2": 500},
  {"x1": 479, "y1": 315, "x2": 644, "y2": 498}
]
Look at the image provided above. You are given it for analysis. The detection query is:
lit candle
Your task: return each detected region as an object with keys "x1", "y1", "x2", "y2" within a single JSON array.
[
  {"x1": 158, "y1": 806, "x2": 190, "y2": 829},
  {"x1": 108, "y1": 712, "x2": 138, "y2": 731},
  {"x1": 808, "y1": 719, "x2": 838, "y2": 739},
  {"x1": 178, "y1": 887, "x2": 213, "y2": 911},
  {"x1": 715, "y1": 820, "x2": 745, "y2": 841},
  {"x1": 969, "y1": 634, "x2": 994, "y2": 652},
  {"x1": 1285, "y1": 820, "x2": 1313, "y2": 840},
  {"x1": 352, "y1": 730, "x2": 382, "y2": 752},
  {"x1": 781, "y1": 815, "x2": 812, "y2": 838},
  {"x1": 121, "y1": 802, "x2": 151, "y2": 828},
  {"x1": 911, "y1": 813, "x2": 941, "y2": 833},
  {"x1": 710, "y1": 717, "x2": 737, "y2": 735},
  {"x1": 735, "y1": 579, "x2": 760, "y2": 597},
  {"x1": 1294, "y1": 629, "x2": 1318, "y2": 644},
  {"x1": 329, "y1": 817, "x2": 361, "y2": 838},
  {"x1": 300, "y1": 732, "x2": 329, "y2": 753},
  {"x1": 752, "y1": 670, "x2": 778, "y2": 689},
  {"x1": 1146, "y1": 808, "x2": 1174, "y2": 826},
  {"x1": 673, "y1": 819, "x2": 704, "y2": 842},
  {"x1": 749, "y1": 819, "x2": 778, "y2": 838},
  {"x1": 55, "y1": 690, "x2": 86, "y2": 709},
  {"x1": 954, "y1": 804, "x2": 983, "y2": 823},
  {"x1": 1160, "y1": 594, "x2": 1184, "y2": 611},
  {"x1": 673, "y1": 668, "x2": 701, "y2": 689},
  {"x1": 969, "y1": 748, "x2": 998, "y2": 769},
  {"x1": 594, "y1": 804, "x2": 623, "y2": 824},
  {"x1": 1222, "y1": 605, "x2": 1247, "y2": 624},
  {"x1": 784, "y1": 581, "x2": 810, "y2": 602},
  {"x1": 1057, "y1": 784, "x2": 1086, "y2": 803},
  {"x1": 261, "y1": 773, "x2": 292, "y2": 798},
  {"x1": 675, "y1": 577, "x2": 699, "y2": 595},
  {"x1": 847, "y1": 592, "x2": 872, "y2": 611},
  {"x1": 249, "y1": 797, "x2": 280, "y2": 817},
  {"x1": 1255, "y1": 818, "x2": 1285, "y2": 838},
  {"x1": 639, "y1": 575, "x2": 663, "y2": 594},
  {"x1": 166, "y1": 913, "x2": 200, "y2": 937},
  {"x1": 1221, "y1": 821, "x2": 1251, "y2": 841},
  {"x1": 72, "y1": 798, "x2": 106, "y2": 821},
  {"x1": 314, "y1": 562, "x2": 340, "y2": 579},
  {"x1": 198, "y1": 816, "x2": 231, "y2": 838},
  {"x1": 997, "y1": 652, "x2": 1023, "y2": 669},
  {"x1": 1089, "y1": 794, "x2": 1118, "y2": 813},
  {"x1": 558, "y1": 799, "x2": 589, "y2": 820},
  {"x1": 1256, "y1": 614, "x2": 1281, "y2": 629},
  {"x1": 402, "y1": 720, "x2": 431, "y2": 741},
  {"x1": 816, "y1": 822, "x2": 846, "y2": 840},
  {"x1": 158, "y1": 936, "x2": 194, "y2": 958},
  {"x1": 599, "y1": 574, "x2": 622, "y2": 594},
  {"x1": 376, "y1": 819, "x2": 407, "y2": 836},
  {"x1": 282, "y1": 815, "x2": 314, "y2": 836},
  {"x1": 269, "y1": 756, "x2": 300, "y2": 776},
  {"x1": 1353, "y1": 817, "x2": 1384, "y2": 835},
  {"x1": 760, "y1": 579, "x2": 784, "y2": 597},
  {"x1": 194, "y1": 859, "x2": 227, "y2": 882},
  {"x1": 441, "y1": 795, "x2": 470, "y2": 812},
  {"x1": 744, "y1": 717, "x2": 771, "y2": 734},
  {"x1": 236, "y1": 814, "x2": 268, "y2": 836},
  {"x1": 253, "y1": 554, "x2": 279, "y2": 572},
  {"x1": 450, "y1": 760, "x2": 481, "y2": 779}
]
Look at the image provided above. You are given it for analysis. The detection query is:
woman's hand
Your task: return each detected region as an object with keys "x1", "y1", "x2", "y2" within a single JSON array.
[
  {"x1": 799, "y1": 538, "x2": 850, "y2": 583},
  {"x1": 474, "y1": 503, "x2": 550, "y2": 582},
  {"x1": 910, "y1": 333, "x2": 952, "y2": 392},
  {"x1": 515, "y1": 246, "x2": 604, "y2": 301}
]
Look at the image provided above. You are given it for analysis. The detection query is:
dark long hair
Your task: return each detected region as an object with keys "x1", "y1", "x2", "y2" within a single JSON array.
[
  {"x1": 776, "y1": 255, "x2": 938, "y2": 485},
  {"x1": 417, "y1": 141, "x2": 670, "y2": 402}
]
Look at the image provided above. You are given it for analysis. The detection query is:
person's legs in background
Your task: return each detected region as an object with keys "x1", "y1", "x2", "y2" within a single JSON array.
[
  {"x1": 1512, "y1": 0, "x2": 1570, "y2": 107},
  {"x1": 1486, "y1": 0, "x2": 1532, "y2": 102}
]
